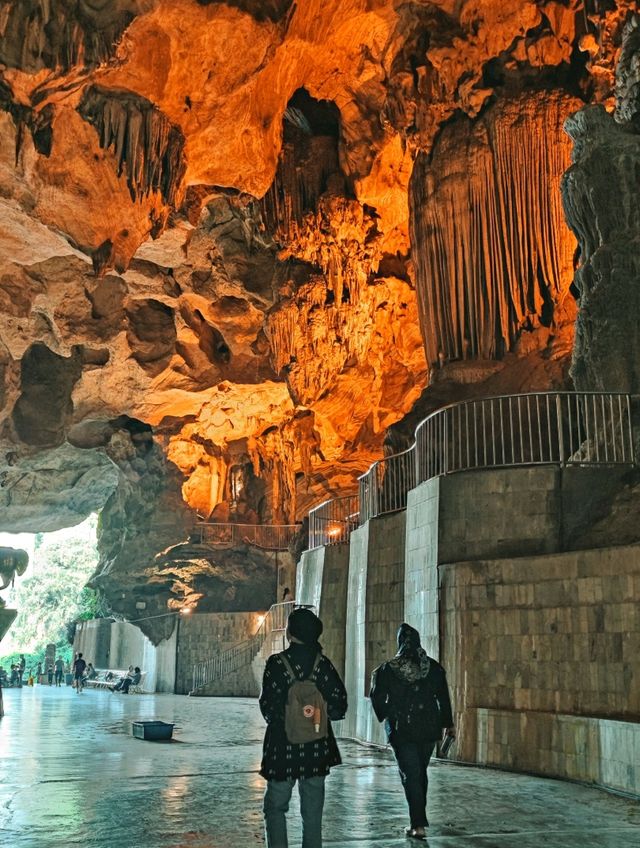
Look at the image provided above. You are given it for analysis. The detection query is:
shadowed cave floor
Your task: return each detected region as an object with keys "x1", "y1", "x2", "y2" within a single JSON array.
[{"x1": 0, "y1": 687, "x2": 638, "y2": 848}]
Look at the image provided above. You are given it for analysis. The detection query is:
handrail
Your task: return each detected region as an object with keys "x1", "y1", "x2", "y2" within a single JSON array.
[
  {"x1": 197, "y1": 522, "x2": 299, "y2": 551},
  {"x1": 189, "y1": 601, "x2": 314, "y2": 695},
  {"x1": 308, "y1": 494, "x2": 359, "y2": 550},
  {"x1": 306, "y1": 392, "x2": 637, "y2": 548}
]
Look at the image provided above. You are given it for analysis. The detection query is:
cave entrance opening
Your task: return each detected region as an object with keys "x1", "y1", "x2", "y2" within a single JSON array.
[{"x1": 0, "y1": 515, "x2": 102, "y2": 681}]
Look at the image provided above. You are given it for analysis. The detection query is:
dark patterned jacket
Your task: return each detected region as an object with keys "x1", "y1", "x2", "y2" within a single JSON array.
[
  {"x1": 370, "y1": 657, "x2": 453, "y2": 744},
  {"x1": 259, "y1": 643, "x2": 347, "y2": 781}
]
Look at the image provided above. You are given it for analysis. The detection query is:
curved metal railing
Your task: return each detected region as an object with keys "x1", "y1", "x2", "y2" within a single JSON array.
[
  {"x1": 308, "y1": 494, "x2": 359, "y2": 550},
  {"x1": 197, "y1": 522, "x2": 299, "y2": 551},
  {"x1": 308, "y1": 392, "x2": 637, "y2": 548}
]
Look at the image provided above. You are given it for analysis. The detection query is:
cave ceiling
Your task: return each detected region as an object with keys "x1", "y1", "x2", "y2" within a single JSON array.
[{"x1": 0, "y1": 0, "x2": 635, "y2": 626}]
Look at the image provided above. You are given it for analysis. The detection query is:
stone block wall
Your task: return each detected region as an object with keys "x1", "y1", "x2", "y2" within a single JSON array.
[
  {"x1": 299, "y1": 465, "x2": 640, "y2": 797},
  {"x1": 364, "y1": 512, "x2": 405, "y2": 689},
  {"x1": 74, "y1": 618, "x2": 113, "y2": 668},
  {"x1": 297, "y1": 545, "x2": 324, "y2": 611},
  {"x1": 442, "y1": 543, "x2": 640, "y2": 771},
  {"x1": 340, "y1": 523, "x2": 368, "y2": 740},
  {"x1": 74, "y1": 618, "x2": 176, "y2": 693},
  {"x1": 175, "y1": 611, "x2": 265, "y2": 695},
  {"x1": 75, "y1": 611, "x2": 264, "y2": 695},
  {"x1": 405, "y1": 478, "x2": 440, "y2": 658},
  {"x1": 338, "y1": 513, "x2": 405, "y2": 743},
  {"x1": 438, "y1": 467, "x2": 561, "y2": 563},
  {"x1": 298, "y1": 543, "x2": 350, "y2": 679},
  {"x1": 471, "y1": 709, "x2": 640, "y2": 796}
]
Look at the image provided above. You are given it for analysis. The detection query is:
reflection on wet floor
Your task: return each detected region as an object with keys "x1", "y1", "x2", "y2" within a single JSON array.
[{"x1": 0, "y1": 686, "x2": 639, "y2": 847}]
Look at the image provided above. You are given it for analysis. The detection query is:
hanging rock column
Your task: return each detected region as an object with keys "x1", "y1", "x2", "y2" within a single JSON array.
[{"x1": 562, "y1": 16, "x2": 640, "y2": 393}]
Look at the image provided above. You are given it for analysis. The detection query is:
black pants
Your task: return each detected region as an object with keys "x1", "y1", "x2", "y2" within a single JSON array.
[{"x1": 391, "y1": 738, "x2": 435, "y2": 828}]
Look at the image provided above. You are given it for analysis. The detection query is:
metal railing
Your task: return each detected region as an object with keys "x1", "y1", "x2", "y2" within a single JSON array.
[
  {"x1": 308, "y1": 494, "x2": 359, "y2": 549},
  {"x1": 412, "y1": 392, "x2": 636, "y2": 482},
  {"x1": 197, "y1": 522, "x2": 299, "y2": 551},
  {"x1": 189, "y1": 601, "x2": 314, "y2": 695},
  {"x1": 359, "y1": 447, "x2": 415, "y2": 524},
  {"x1": 306, "y1": 392, "x2": 637, "y2": 548}
]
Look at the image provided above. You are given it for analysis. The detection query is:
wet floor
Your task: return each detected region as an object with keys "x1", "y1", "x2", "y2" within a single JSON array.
[{"x1": 0, "y1": 685, "x2": 638, "y2": 848}]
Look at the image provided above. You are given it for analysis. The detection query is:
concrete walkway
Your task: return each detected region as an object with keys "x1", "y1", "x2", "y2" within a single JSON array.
[{"x1": 0, "y1": 686, "x2": 638, "y2": 848}]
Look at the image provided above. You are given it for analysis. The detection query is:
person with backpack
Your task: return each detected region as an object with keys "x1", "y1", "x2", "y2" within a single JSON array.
[
  {"x1": 370, "y1": 623, "x2": 455, "y2": 840},
  {"x1": 259, "y1": 607, "x2": 347, "y2": 848}
]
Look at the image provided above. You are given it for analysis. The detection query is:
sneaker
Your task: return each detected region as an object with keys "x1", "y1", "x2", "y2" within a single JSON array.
[{"x1": 405, "y1": 827, "x2": 426, "y2": 839}]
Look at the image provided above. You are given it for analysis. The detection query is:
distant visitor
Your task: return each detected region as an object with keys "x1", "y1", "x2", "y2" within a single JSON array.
[{"x1": 72, "y1": 653, "x2": 87, "y2": 694}]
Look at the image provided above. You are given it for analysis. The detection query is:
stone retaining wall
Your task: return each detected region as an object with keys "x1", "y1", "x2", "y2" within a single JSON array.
[{"x1": 298, "y1": 465, "x2": 640, "y2": 797}]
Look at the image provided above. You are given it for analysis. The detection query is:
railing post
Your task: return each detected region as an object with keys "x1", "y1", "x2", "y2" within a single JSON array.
[
  {"x1": 556, "y1": 394, "x2": 565, "y2": 465},
  {"x1": 443, "y1": 409, "x2": 449, "y2": 474}
]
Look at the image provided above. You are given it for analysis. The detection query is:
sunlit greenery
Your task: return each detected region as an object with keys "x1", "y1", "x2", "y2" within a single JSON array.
[{"x1": 0, "y1": 516, "x2": 102, "y2": 673}]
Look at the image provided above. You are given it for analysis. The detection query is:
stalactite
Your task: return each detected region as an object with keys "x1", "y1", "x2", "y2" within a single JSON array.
[
  {"x1": 266, "y1": 272, "x2": 423, "y2": 409},
  {"x1": 410, "y1": 92, "x2": 578, "y2": 366},
  {"x1": 79, "y1": 85, "x2": 186, "y2": 206},
  {"x1": 0, "y1": 0, "x2": 140, "y2": 73},
  {"x1": 276, "y1": 196, "x2": 381, "y2": 307},
  {"x1": 248, "y1": 411, "x2": 322, "y2": 523},
  {"x1": 260, "y1": 133, "x2": 342, "y2": 243}
]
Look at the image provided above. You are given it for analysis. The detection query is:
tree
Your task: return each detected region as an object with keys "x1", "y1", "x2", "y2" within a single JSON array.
[{"x1": 0, "y1": 516, "x2": 100, "y2": 669}]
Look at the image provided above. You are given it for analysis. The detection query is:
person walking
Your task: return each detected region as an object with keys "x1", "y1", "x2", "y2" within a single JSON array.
[
  {"x1": 72, "y1": 653, "x2": 87, "y2": 693},
  {"x1": 54, "y1": 656, "x2": 64, "y2": 687},
  {"x1": 370, "y1": 623, "x2": 455, "y2": 840},
  {"x1": 260, "y1": 607, "x2": 347, "y2": 848}
]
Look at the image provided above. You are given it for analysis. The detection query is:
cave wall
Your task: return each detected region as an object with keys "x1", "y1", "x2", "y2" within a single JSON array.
[
  {"x1": 563, "y1": 14, "x2": 640, "y2": 393},
  {"x1": 0, "y1": 1, "x2": 637, "y2": 617}
]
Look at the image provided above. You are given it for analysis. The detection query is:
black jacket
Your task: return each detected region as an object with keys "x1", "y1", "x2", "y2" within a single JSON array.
[
  {"x1": 369, "y1": 657, "x2": 453, "y2": 744},
  {"x1": 259, "y1": 643, "x2": 348, "y2": 781}
]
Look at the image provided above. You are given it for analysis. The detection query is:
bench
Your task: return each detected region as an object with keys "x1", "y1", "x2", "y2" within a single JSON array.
[
  {"x1": 84, "y1": 669, "x2": 129, "y2": 691},
  {"x1": 85, "y1": 669, "x2": 148, "y2": 693}
]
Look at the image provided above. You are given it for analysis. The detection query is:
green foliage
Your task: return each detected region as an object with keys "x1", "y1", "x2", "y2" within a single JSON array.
[
  {"x1": 0, "y1": 642, "x2": 72, "y2": 675},
  {"x1": 0, "y1": 517, "x2": 100, "y2": 669}
]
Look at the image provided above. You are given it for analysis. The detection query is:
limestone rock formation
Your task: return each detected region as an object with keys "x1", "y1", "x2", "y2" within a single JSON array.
[
  {"x1": 0, "y1": 546, "x2": 28, "y2": 607},
  {"x1": 563, "y1": 13, "x2": 640, "y2": 393},
  {"x1": 411, "y1": 91, "x2": 579, "y2": 366},
  {"x1": 0, "y1": 1, "x2": 636, "y2": 623}
]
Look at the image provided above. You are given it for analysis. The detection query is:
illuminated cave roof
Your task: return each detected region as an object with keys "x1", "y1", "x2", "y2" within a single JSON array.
[{"x1": 0, "y1": 1, "x2": 636, "y2": 629}]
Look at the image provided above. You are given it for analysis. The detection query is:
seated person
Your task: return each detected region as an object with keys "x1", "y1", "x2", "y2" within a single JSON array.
[
  {"x1": 118, "y1": 667, "x2": 142, "y2": 694},
  {"x1": 112, "y1": 665, "x2": 135, "y2": 692},
  {"x1": 86, "y1": 663, "x2": 98, "y2": 680}
]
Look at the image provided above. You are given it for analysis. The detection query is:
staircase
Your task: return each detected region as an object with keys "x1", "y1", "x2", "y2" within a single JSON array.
[{"x1": 189, "y1": 601, "x2": 313, "y2": 696}]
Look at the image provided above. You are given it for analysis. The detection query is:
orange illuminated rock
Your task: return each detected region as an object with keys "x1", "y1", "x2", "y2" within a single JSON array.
[{"x1": 0, "y1": 0, "x2": 627, "y2": 623}]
